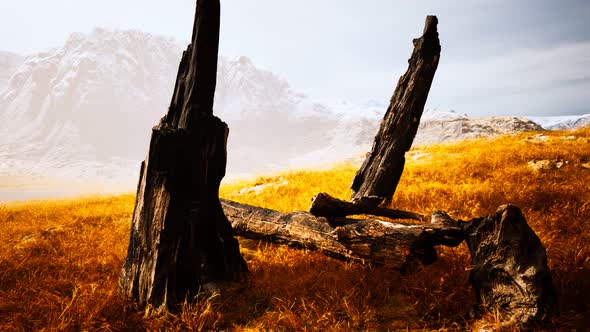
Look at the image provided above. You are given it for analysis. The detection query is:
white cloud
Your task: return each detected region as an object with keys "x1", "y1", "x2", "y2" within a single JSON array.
[{"x1": 428, "y1": 42, "x2": 590, "y2": 115}]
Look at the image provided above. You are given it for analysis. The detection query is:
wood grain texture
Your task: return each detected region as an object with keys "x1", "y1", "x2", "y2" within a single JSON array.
[
  {"x1": 350, "y1": 16, "x2": 441, "y2": 207},
  {"x1": 222, "y1": 199, "x2": 463, "y2": 273},
  {"x1": 120, "y1": 0, "x2": 247, "y2": 313}
]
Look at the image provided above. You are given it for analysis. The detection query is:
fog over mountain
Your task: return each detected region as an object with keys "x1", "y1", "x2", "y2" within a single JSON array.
[
  {"x1": 0, "y1": 29, "x2": 379, "y2": 184},
  {"x1": 0, "y1": 29, "x2": 587, "y2": 199},
  {"x1": 0, "y1": 51, "x2": 24, "y2": 92}
]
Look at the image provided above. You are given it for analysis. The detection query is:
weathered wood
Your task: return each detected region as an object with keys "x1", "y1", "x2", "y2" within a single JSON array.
[
  {"x1": 350, "y1": 15, "x2": 441, "y2": 207},
  {"x1": 309, "y1": 192, "x2": 427, "y2": 221},
  {"x1": 120, "y1": 0, "x2": 247, "y2": 313},
  {"x1": 462, "y1": 204, "x2": 557, "y2": 325},
  {"x1": 223, "y1": 199, "x2": 556, "y2": 325},
  {"x1": 221, "y1": 199, "x2": 464, "y2": 273}
]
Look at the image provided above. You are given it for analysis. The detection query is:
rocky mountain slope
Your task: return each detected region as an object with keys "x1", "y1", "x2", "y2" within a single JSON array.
[
  {"x1": 414, "y1": 110, "x2": 544, "y2": 145},
  {"x1": 527, "y1": 114, "x2": 590, "y2": 130},
  {"x1": 0, "y1": 29, "x2": 348, "y2": 180}
]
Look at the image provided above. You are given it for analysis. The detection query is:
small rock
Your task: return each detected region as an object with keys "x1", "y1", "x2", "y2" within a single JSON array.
[
  {"x1": 527, "y1": 159, "x2": 565, "y2": 171},
  {"x1": 525, "y1": 134, "x2": 550, "y2": 143},
  {"x1": 562, "y1": 135, "x2": 576, "y2": 140},
  {"x1": 581, "y1": 162, "x2": 590, "y2": 169},
  {"x1": 408, "y1": 151, "x2": 432, "y2": 161},
  {"x1": 238, "y1": 178, "x2": 289, "y2": 195}
]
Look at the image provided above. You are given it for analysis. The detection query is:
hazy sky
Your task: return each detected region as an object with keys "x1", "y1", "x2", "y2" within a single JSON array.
[{"x1": 1, "y1": 0, "x2": 589, "y2": 116}]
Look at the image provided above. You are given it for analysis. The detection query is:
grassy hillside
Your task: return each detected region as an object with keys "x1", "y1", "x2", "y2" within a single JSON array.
[{"x1": 1, "y1": 128, "x2": 589, "y2": 330}]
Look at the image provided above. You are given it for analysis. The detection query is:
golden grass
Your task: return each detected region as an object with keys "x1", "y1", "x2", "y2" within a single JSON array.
[{"x1": 1, "y1": 128, "x2": 589, "y2": 330}]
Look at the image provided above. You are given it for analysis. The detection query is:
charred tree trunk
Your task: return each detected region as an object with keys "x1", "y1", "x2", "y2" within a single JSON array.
[
  {"x1": 120, "y1": 0, "x2": 247, "y2": 313},
  {"x1": 309, "y1": 16, "x2": 441, "y2": 216},
  {"x1": 350, "y1": 16, "x2": 441, "y2": 207}
]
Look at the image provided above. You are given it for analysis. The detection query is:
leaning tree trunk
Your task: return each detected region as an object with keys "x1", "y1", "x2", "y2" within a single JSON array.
[
  {"x1": 350, "y1": 15, "x2": 441, "y2": 208},
  {"x1": 120, "y1": 0, "x2": 247, "y2": 313},
  {"x1": 310, "y1": 16, "x2": 441, "y2": 216}
]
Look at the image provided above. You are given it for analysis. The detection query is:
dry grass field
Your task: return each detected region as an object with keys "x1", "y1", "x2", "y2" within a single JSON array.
[{"x1": 1, "y1": 128, "x2": 589, "y2": 331}]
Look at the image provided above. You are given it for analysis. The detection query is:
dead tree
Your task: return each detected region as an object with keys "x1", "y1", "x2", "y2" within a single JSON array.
[
  {"x1": 351, "y1": 15, "x2": 441, "y2": 207},
  {"x1": 223, "y1": 200, "x2": 556, "y2": 324},
  {"x1": 310, "y1": 16, "x2": 441, "y2": 217},
  {"x1": 120, "y1": 0, "x2": 247, "y2": 313},
  {"x1": 222, "y1": 199, "x2": 463, "y2": 273},
  {"x1": 117, "y1": 6, "x2": 556, "y2": 325},
  {"x1": 250, "y1": 15, "x2": 554, "y2": 325}
]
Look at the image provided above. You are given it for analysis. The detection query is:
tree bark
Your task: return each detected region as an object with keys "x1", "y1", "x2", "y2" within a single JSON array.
[
  {"x1": 349, "y1": 15, "x2": 441, "y2": 207},
  {"x1": 463, "y1": 204, "x2": 557, "y2": 325},
  {"x1": 222, "y1": 199, "x2": 464, "y2": 273},
  {"x1": 309, "y1": 192, "x2": 427, "y2": 221},
  {"x1": 120, "y1": 0, "x2": 247, "y2": 313}
]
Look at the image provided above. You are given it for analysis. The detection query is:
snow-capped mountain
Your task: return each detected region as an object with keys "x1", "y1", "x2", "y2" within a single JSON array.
[
  {"x1": 526, "y1": 114, "x2": 590, "y2": 130},
  {"x1": 293, "y1": 108, "x2": 545, "y2": 166},
  {"x1": 421, "y1": 108, "x2": 468, "y2": 121},
  {"x1": 1, "y1": 29, "x2": 182, "y2": 163},
  {"x1": 414, "y1": 115, "x2": 543, "y2": 145},
  {"x1": 0, "y1": 29, "x2": 364, "y2": 183}
]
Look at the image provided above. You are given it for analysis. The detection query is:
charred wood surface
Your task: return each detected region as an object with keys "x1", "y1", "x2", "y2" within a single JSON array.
[
  {"x1": 463, "y1": 204, "x2": 557, "y2": 325},
  {"x1": 120, "y1": 0, "x2": 247, "y2": 313},
  {"x1": 221, "y1": 199, "x2": 464, "y2": 273},
  {"x1": 223, "y1": 199, "x2": 556, "y2": 325},
  {"x1": 309, "y1": 192, "x2": 427, "y2": 221},
  {"x1": 350, "y1": 16, "x2": 441, "y2": 207}
]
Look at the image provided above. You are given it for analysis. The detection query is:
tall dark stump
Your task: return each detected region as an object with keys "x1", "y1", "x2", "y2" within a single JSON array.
[
  {"x1": 120, "y1": 0, "x2": 248, "y2": 312},
  {"x1": 351, "y1": 16, "x2": 441, "y2": 207}
]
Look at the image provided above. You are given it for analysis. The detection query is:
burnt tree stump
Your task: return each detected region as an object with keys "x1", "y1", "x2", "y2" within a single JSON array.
[
  {"x1": 463, "y1": 205, "x2": 557, "y2": 325},
  {"x1": 310, "y1": 16, "x2": 441, "y2": 216},
  {"x1": 351, "y1": 15, "x2": 441, "y2": 207},
  {"x1": 120, "y1": 0, "x2": 247, "y2": 312}
]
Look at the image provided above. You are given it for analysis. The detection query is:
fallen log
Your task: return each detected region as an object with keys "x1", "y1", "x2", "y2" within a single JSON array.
[
  {"x1": 223, "y1": 199, "x2": 556, "y2": 325},
  {"x1": 222, "y1": 199, "x2": 463, "y2": 273},
  {"x1": 309, "y1": 192, "x2": 427, "y2": 221}
]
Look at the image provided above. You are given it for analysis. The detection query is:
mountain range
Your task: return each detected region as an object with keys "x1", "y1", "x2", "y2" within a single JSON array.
[{"x1": 0, "y1": 29, "x2": 587, "y2": 199}]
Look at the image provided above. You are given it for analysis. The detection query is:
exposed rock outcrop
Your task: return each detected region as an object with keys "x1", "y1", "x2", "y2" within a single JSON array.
[{"x1": 414, "y1": 116, "x2": 544, "y2": 146}]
